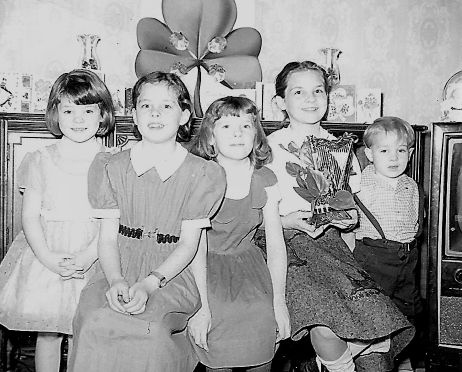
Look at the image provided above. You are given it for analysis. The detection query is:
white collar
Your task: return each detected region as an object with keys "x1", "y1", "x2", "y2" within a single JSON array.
[{"x1": 130, "y1": 141, "x2": 187, "y2": 181}]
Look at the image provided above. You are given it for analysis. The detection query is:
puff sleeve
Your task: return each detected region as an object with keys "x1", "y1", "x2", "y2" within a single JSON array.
[
  {"x1": 87, "y1": 152, "x2": 120, "y2": 219},
  {"x1": 182, "y1": 160, "x2": 226, "y2": 229},
  {"x1": 16, "y1": 150, "x2": 43, "y2": 194},
  {"x1": 250, "y1": 166, "x2": 280, "y2": 210}
]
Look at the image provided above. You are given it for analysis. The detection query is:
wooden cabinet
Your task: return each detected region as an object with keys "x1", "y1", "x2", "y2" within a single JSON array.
[{"x1": 426, "y1": 122, "x2": 462, "y2": 371}]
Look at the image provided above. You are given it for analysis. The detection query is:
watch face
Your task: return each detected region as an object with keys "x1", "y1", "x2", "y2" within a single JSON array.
[{"x1": 159, "y1": 277, "x2": 167, "y2": 288}]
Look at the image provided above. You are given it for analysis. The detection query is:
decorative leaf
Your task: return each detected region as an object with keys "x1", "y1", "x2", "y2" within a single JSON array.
[
  {"x1": 286, "y1": 162, "x2": 302, "y2": 177},
  {"x1": 328, "y1": 190, "x2": 356, "y2": 210},
  {"x1": 135, "y1": 50, "x2": 194, "y2": 78},
  {"x1": 287, "y1": 142, "x2": 299, "y2": 153},
  {"x1": 203, "y1": 55, "x2": 262, "y2": 88},
  {"x1": 310, "y1": 169, "x2": 330, "y2": 195},
  {"x1": 302, "y1": 170, "x2": 323, "y2": 196},
  {"x1": 204, "y1": 28, "x2": 262, "y2": 58},
  {"x1": 162, "y1": 0, "x2": 237, "y2": 56},
  {"x1": 137, "y1": 18, "x2": 182, "y2": 55},
  {"x1": 294, "y1": 187, "x2": 316, "y2": 202}
]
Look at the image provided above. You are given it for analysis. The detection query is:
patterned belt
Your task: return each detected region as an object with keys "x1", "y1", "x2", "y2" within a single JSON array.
[{"x1": 118, "y1": 224, "x2": 179, "y2": 244}]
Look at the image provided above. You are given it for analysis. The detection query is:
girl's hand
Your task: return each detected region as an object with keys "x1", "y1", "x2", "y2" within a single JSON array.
[
  {"x1": 188, "y1": 306, "x2": 211, "y2": 351},
  {"x1": 329, "y1": 209, "x2": 358, "y2": 231},
  {"x1": 39, "y1": 252, "x2": 77, "y2": 276},
  {"x1": 60, "y1": 249, "x2": 97, "y2": 279},
  {"x1": 123, "y1": 282, "x2": 151, "y2": 315},
  {"x1": 106, "y1": 277, "x2": 130, "y2": 314},
  {"x1": 281, "y1": 211, "x2": 324, "y2": 238},
  {"x1": 274, "y1": 295, "x2": 291, "y2": 343}
]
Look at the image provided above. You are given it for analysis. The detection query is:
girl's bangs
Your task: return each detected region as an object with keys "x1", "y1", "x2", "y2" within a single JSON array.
[{"x1": 60, "y1": 84, "x2": 101, "y2": 106}]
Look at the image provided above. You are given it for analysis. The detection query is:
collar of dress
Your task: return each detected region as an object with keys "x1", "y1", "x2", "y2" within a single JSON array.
[{"x1": 130, "y1": 141, "x2": 187, "y2": 181}]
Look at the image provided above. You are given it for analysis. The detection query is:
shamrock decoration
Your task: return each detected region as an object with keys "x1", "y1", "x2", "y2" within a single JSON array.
[{"x1": 135, "y1": 0, "x2": 262, "y2": 117}]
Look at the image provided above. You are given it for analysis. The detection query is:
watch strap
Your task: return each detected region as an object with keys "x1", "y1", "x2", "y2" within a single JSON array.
[{"x1": 149, "y1": 270, "x2": 167, "y2": 288}]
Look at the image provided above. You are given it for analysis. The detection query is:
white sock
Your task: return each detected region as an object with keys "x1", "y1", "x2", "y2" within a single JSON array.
[
  {"x1": 398, "y1": 358, "x2": 413, "y2": 371},
  {"x1": 318, "y1": 347, "x2": 356, "y2": 372}
]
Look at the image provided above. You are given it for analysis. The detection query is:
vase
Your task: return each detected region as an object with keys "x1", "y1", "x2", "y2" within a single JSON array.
[
  {"x1": 77, "y1": 34, "x2": 101, "y2": 70},
  {"x1": 319, "y1": 47, "x2": 341, "y2": 87}
]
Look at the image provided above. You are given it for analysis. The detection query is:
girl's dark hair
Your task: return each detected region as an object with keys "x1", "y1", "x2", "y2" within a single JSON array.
[
  {"x1": 132, "y1": 71, "x2": 193, "y2": 142},
  {"x1": 274, "y1": 61, "x2": 330, "y2": 122},
  {"x1": 45, "y1": 69, "x2": 115, "y2": 137},
  {"x1": 191, "y1": 96, "x2": 272, "y2": 168}
]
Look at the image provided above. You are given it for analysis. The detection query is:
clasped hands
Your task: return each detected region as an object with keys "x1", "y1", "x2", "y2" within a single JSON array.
[
  {"x1": 41, "y1": 250, "x2": 94, "y2": 280},
  {"x1": 106, "y1": 276, "x2": 160, "y2": 315}
]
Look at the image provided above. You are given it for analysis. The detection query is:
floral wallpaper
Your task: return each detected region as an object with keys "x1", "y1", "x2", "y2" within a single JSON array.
[
  {"x1": 256, "y1": 0, "x2": 462, "y2": 126},
  {"x1": 0, "y1": 0, "x2": 460, "y2": 125}
]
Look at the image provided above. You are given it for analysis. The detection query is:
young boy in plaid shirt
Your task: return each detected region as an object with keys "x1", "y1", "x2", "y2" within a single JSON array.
[{"x1": 353, "y1": 116, "x2": 423, "y2": 372}]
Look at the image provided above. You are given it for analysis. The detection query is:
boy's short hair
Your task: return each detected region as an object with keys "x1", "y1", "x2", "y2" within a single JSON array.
[{"x1": 363, "y1": 116, "x2": 415, "y2": 148}]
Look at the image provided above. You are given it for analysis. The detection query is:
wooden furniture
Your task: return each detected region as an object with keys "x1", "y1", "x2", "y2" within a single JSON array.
[
  {"x1": 0, "y1": 112, "x2": 428, "y2": 371},
  {"x1": 427, "y1": 122, "x2": 462, "y2": 371}
]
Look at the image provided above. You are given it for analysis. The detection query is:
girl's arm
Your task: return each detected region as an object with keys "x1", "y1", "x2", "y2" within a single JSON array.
[
  {"x1": 263, "y1": 188, "x2": 291, "y2": 342},
  {"x1": 187, "y1": 229, "x2": 210, "y2": 351},
  {"x1": 22, "y1": 189, "x2": 77, "y2": 276},
  {"x1": 123, "y1": 222, "x2": 203, "y2": 315},
  {"x1": 97, "y1": 218, "x2": 129, "y2": 313}
]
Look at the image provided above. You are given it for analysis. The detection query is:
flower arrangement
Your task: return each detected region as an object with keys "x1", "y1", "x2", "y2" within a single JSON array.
[
  {"x1": 281, "y1": 133, "x2": 357, "y2": 228},
  {"x1": 135, "y1": 0, "x2": 262, "y2": 117}
]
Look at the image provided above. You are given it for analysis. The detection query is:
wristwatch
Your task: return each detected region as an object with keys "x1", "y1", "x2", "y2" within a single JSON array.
[{"x1": 149, "y1": 270, "x2": 167, "y2": 288}]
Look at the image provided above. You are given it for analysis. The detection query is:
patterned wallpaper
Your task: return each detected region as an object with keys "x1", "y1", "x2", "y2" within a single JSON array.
[
  {"x1": 0, "y1": 0, "x2": 461, "y2": 125},
  {"x1": 256, "y1": 0, "x2": 462, "y2": 126}
]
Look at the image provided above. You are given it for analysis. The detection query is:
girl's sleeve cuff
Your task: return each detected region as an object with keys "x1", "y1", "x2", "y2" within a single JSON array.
[
  {"x1": 181, "y1": 218, "x2": 211, "y2": 230},
  {"x1": 91, "y1": 209, "x2": 120, "y2": 219}
]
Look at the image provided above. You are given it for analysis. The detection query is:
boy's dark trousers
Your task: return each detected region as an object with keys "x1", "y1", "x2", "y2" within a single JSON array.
[
  {"x1": 354, "y1": 238, "x2": 423, "y2": 369},
  {"x1": 353, "y1": 238, "x2": 422, "y2": 317}
]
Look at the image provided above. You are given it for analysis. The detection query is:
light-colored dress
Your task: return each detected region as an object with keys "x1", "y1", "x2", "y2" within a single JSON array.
[
  {"x1": 193, "y1": 166, "x2": 278, "y2": 369},
  {"x1": 0, "y1": 143, "x2": 106, "y2": 334},
  {"x1": 265, "y1": 126, "x2": 415, "y2": 372},
  {"x1": 69, "y1": 144, "x2": 226, "y2": 372}
]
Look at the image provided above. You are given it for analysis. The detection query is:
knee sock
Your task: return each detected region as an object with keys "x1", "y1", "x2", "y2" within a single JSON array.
[
  {"x1": 397, "y1": 358, "x2": 413, "y2": 371},
  {"x1": 317, "y1": 347, "x2": 356, "y2": 372}
]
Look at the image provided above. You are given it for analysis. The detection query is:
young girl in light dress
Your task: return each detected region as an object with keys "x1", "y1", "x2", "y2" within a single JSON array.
[
  {"x1": 189, "y1": 96, "x2": 290, "y2": 372},
  {"x1": 265, "y1": 61, "x2": 415, "y2": 372},
  {"x1": 0, "y1": 69, "x2": 115, "y2": 372},
  {"x1": 68, "y1": 71, "x2": 226, "y2": 372}
]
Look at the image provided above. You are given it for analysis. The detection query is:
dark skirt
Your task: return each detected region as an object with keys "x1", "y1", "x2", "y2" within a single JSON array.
[{"x1": 255, "y1": 228, "x2": 414, "y2": 372}]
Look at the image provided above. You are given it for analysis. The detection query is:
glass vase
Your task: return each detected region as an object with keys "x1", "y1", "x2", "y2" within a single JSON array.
[
  {"x1": 77, "y1": 34, "x2": 101, "y2": 70},
  {"x1": 319, "y1": 47, "x2": 341, "y2": 87}
]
